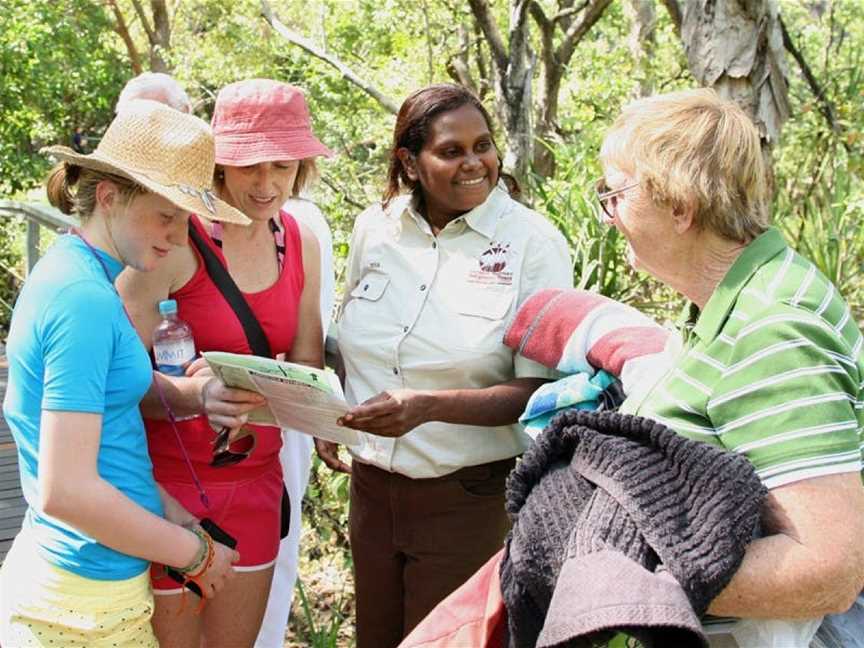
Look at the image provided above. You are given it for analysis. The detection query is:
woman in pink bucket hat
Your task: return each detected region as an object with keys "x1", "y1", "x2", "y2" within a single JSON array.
[{"x1": 118, "y1": 79, "x2": 331, "y2": 647}]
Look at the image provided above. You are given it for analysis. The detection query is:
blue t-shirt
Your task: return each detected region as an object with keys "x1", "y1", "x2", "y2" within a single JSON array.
[{"x1": 2, "y1": 235, "x2": 163, "y2": 580}]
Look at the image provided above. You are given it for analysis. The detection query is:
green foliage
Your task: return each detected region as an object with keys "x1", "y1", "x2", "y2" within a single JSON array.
[
  {"x1": 771, "y1": 1, "x2": 864, "y2": 321},
  {"x1": 528, "y1": 141, "x2": 636, "y2": 302},
  {"x1": 2, "y1": 0, "x2": 864, "y2": 642},
  {"x1": 303, "y1": 455, "x2": 351, "y2": 557},
  {"x1": 0, "y1": 0, "x2": 128, "y2": 195},
  {"x1": 777, "y1": 165, "x2": 864, "y2": 319},
  {"x1": 0, "y1": 220, "x2": 25, "y2": 332},
  {"x1": 294, "y1": 577, "x2": 350, "y2": 648}
]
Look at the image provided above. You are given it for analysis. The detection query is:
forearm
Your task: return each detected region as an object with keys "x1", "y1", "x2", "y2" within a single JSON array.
[
  {"x1": 423, "y1": 378, "x2": 547, "y2": 427},
  {"x1": 157, "y1": 484, "x2": 198, "y2": 527},
  {"x1": 45, "y1": 476, "x2": 199, "y2": 570},
  {"x1": 139, "y1": 372, "x2": 207, "y2": 420},
  {"x1": 709, "y1": 533, "x2": 860, "y2": 618},
  {"x1": 708, "y1": 474, "x2": 864, "y2": 620}
]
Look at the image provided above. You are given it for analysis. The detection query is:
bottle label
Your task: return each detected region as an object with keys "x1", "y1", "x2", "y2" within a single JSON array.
[{"x1": 154, "y1": 339, "x2": 196, "y2": 376}]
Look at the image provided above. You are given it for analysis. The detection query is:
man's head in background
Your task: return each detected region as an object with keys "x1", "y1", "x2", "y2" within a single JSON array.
[{"x1": 116, "y1": 72, "x2": 192, "y2": 114}]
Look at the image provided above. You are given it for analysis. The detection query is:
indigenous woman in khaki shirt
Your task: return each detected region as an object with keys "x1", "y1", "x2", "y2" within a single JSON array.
[{"x1": 319, "y1": 84, "x2": 572, "y2": 648}]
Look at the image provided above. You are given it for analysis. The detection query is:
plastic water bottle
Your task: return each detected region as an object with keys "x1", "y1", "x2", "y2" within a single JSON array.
[{"x1": 152, "y1": 299, "x2": 196, "y2": 376}]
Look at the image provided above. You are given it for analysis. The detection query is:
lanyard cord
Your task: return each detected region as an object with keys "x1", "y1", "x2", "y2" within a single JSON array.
[
  {"x1": 210, "y1": 216, "x2": 286, "y2": 270},
  {"x1": 72, "y1": 230, "x2": 210, "y2": 510}
]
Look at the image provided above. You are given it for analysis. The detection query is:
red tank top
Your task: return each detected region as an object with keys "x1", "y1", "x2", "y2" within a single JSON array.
[{"x1": 146, "y1": 211, "x2": 305, "y2": 482}]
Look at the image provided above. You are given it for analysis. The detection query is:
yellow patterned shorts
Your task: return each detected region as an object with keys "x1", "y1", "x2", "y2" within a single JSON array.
[{"x1": 0, "y1": 531, "x2": 158, "y2": 647}]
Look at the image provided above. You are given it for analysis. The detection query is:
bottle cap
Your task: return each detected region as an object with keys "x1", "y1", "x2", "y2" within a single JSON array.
[{"x1": 158, "y1": 299, "x2": 178, "y2": 316}]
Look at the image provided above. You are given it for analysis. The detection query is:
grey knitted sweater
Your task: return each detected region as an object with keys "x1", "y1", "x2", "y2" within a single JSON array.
[{"x1": 500, "y1": 410, "x2": 767, "y2": 648}]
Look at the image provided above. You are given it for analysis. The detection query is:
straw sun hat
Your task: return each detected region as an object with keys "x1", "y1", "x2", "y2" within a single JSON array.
[{"x1": 42, "y1": 100, "x2": 250, "y2": 225}]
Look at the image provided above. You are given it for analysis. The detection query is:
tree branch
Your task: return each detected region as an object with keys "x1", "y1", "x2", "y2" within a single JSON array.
[
  {"x1": 260, "y1": 0, "x2": 399, "y2": 115},
  {"x1": 466, "y1": 0, "x2": 508, "y2": 72},
  {"x1": 779, "y1": 15, "x2": 847, "y2": 150},
  {"x1": 552, "y1": 0, "x2": 580, "y2": 32},
  {"x1": 130, "y1": 0, "x2": 156, "y2": 45},
  {"x1": 319, "y1": 176, "x2": 367, "y2": 211},
  {"x1": 529, "y1": 1, "x2": 555, "y2": 90},
  {"x1": 555, "y1": 0, "x2": 613, "y2": 65},
  {"x1": 107, "y1": 0, "x2": 143, "y2": 74},
  {"x1": 553, "y1": 1, "x2": 588, "y2": 26},
  {"x1": 446, "y1": 24, "x2": 479, "y2": 94},
  {"x1": 529, "y1": 1, "x2": 553, "y2": 35},
  {"x1": 658, "y1": 0, "x2": 682, "y2": 35},
  {"x1": 421, "y1": 0, "x2": 435, "y2": 85},
  {"x1": 473, "y1": 21, "x2": 490, "y2": 98},
  {"x1": 150, "y1": 0, "x2": 170, "y2": 48}
]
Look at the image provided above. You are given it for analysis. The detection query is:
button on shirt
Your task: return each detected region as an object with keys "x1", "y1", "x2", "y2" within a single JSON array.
[{"x1": 338, "y1": 186, "x2": 572, "y2": 478}]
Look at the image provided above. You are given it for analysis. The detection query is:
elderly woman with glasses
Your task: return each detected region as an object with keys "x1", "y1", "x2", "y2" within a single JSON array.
[{"x1": 597, "y1": 88, "x2": 864, "y2": 645}]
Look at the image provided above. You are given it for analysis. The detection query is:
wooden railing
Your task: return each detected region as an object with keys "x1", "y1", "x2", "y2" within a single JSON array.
[{"x1": 0, "y1": 201, "x2": 79, "y2": 277}]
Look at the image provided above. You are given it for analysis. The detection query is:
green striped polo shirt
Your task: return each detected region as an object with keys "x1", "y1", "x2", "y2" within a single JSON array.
[{"x1": 623, "y1": 227, "x2": 864, "y2": 489}]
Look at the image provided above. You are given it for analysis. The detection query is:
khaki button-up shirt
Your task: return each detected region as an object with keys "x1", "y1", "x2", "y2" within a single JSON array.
[{"x1": 337, "y1": 187, "x2": 573, "y2": 478}]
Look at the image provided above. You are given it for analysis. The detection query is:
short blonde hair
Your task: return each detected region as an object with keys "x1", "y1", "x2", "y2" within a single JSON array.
[{"x1": 600, "y1": 88, "x2": 770, "y2": 242}]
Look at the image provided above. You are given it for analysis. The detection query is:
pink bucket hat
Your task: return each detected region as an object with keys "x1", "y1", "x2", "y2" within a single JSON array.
[{"x1": 212, "y1": 79, "x2": 332, "y2": 166}]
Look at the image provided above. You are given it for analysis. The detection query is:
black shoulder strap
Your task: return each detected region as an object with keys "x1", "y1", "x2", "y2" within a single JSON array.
[{"x1": 187, "y1": 222, "x2": 273, "y2": 358}]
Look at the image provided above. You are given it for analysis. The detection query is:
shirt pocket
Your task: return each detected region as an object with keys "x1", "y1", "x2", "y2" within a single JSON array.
[
  {"x1": 340, "y1": 272, "x2": 391, "y2": 333},
  {"x1": 452, "y1": 289, "x2": 515, "y2": 352}
]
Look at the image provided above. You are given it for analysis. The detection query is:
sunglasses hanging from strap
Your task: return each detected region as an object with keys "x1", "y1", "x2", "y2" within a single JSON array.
[{"x1": 187, "y1": 220, "x2": 291, "y2": 539}]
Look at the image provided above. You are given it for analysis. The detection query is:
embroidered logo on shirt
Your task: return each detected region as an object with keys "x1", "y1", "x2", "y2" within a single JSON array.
[
  {"x1": 478, "y1": 242, "x2": 511, "y2": 272},
  {"x1": 468, "y1": 241, "x2": 515, "y2": 286}
]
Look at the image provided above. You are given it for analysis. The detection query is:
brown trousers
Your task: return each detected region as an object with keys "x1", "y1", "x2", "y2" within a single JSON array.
[{"x1": 349, "y1": 457, "x2": 515, "y2": 648}]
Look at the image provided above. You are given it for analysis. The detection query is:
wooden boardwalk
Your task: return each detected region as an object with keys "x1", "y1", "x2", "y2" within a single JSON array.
[{"x1": 0, "y1": 355, "x2": 25, "y2": 562}]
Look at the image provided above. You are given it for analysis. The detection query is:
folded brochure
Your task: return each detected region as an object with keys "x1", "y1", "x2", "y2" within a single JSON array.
[{"x1": 203, "y1": 351, "x2": 359, "y2": 447}]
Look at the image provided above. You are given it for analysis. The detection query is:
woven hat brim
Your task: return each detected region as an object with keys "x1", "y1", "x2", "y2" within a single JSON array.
[
  {"x1": 214, "y1": 131, "x2": 333, "y2": 167},
  {"x1": 43, "y1": 145, "x2": 251, "y2": 226}
]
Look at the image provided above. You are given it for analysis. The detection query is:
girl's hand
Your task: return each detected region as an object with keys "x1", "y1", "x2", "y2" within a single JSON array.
[
  {"x1": 157, "y1": 486, "x2": 198, "y2": 527},
  {"x1": 195, "y1": 539, "x2": 240, "y2": 599}
]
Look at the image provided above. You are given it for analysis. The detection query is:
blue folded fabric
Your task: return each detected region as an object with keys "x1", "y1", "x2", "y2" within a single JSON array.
[{"x1": 519, "y1": 370, "x2": 616, "y2": 438}]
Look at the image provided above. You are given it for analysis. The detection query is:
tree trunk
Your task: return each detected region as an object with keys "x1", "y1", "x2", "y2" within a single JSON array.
[
  {"x1": 624, "y1": 0, "x2": 657, "y2": 98},
  {"x1": 149, "y1": 0, "x2": 171, "y2": 73},
  {"x1": 498, "y1": 0, "x2": 534, "y2": 185},
  {"x1": 130, "y1": 0, "x2": 171, "y2": 72},
  {"x1": 531, "y1": 0, "x2": 613, "y2": 178},
  {"x1": 107, "y1": 0, "x2": 143, "y2": 74},
  {"x1": 467, "y1": 0, "x2": 535, "y2": 186},
  {"x1": 680, "y1": 0, "x2": 790, "y2": 148}
]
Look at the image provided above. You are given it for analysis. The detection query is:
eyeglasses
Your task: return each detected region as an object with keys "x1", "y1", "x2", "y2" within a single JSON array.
[
  {"x1": 594, "y1": 178, "x2": 640, "y2": 223},
  {"x1": 211, "y1": 426, "x2": 257, "y2": 468}
]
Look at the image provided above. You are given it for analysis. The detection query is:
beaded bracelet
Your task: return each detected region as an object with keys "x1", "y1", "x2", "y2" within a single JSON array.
[
  {"x1": 184, "y1": 528, "x2": 215, "y2": 579},
  {"x1": 179, "y1": 526, "x2": 210, "y2": 576},
  {"x1": 177, "y1": 531, "x2": 217, "y2": 615}
]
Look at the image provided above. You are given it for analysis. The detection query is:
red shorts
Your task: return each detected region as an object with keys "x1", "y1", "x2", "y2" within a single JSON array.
[{"x1": 150, "y1": 464, "x2": 283, "y2": 593}]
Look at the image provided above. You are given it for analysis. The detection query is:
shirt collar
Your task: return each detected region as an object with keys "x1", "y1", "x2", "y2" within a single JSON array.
[
  {"x1": 690, "y1": 227, "x2": 787, "y2": 344},
  {"x1": 402, "y1": 183, "x2": 509, "y2": 240}
]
